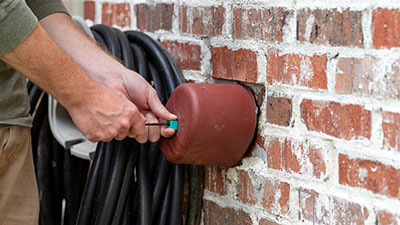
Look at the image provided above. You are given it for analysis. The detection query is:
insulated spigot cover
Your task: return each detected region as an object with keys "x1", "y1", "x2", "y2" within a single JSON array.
[{"x1": 160, "y1": 83, "x2": 257, "y2": 166}]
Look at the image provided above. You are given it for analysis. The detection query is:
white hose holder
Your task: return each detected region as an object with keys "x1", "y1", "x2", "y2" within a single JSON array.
[
  {"x1": 48, "y1": 96, "x2": 96, "y2": 160},
  {"x1": 47, "y1": 16, "x2": 97, "y2": 160}
]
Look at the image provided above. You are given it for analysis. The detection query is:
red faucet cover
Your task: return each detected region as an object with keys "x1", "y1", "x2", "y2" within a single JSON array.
[{"x1": 160, "y1": 83, "x2": 257, "y2": 166}]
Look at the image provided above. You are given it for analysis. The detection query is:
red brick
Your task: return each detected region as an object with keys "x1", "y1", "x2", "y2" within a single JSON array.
[
  {"x1": 161, "y1": 40, "x2": 201, "y2": 71},
  {"x1": 331, "y1": 198, "x2": 369, "y2": 225},
  {"x1": 300, "y1": 100, "x2": 371, "y2": 140},
  {"x1": 266, "y1": 96, "x2": 292, "y2": 127},
  {"x1": 203, "y1": 200, "x2": 252, "y2": 225},
  {"x1": 336, "y1": 57, "x2": 376, "y2": 95},
  {"x1": 265, "y1": 137, "x2": 282, "y2": 170},
  {"x1": 179, "y1": 5, "x2": 225, "y2": 37},
  {"x1": 336, "y1": 57, "x2": 400, "y2": 100},
  {"x1": 246, "y1": 133, "x2": 265, "y2": 158},
  {"x1": 383, "y1": 112, "x2": 400, "y2": 151},
  {"x1": 339, "y1": 154, "x2": 400, "y2": 199},
  {"x1": 84, "y1": 1, "x2": 95, "y2": 21},
  {"x1": 101, "y1": 3, "x2": 131, "y2": 28},
  {"x1": 135, "y1": 3, "x2": 173, "y2": 32},
  {"x1": 299, "y1": 189, "x2": 369, "y2": 225},
  {"x1": 259, "y1": 218, "x2": 280, "y2": 225},
  {"x1": 255, "y1": 87, "x2": 265, "y2": 108},
  {"x1": 262, "y1": 179, "x2": 290, "y2": 215},
  {"x1": 204, "y1": 166, "x2": 229, "y2": 196},
  {"x1": 265, "y1": 137, "x2": 327, "y2": 179},
  {"x1": 377, "y1": 210, "x2": 400, "y2": 225},
  {"x1": 267, "y1": 50, "x2": 328, "y2": 90},
  {"x1": 373, "y1": 8, "x2": 400, "y2": 49},
  {"x1": 233, "y1": 7, "x2": 288, "y2": 42},
  {"x1": 211, "y1": 46, "x2": 258, "y2": 83},
  {"x1": 297, "y1": 8, "x2": 363, "y2": 47},
  {"x1": 238, "y1": 171, "x2": 257, "y2": 205}
]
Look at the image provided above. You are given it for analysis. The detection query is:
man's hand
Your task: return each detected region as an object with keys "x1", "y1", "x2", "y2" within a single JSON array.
[
  {"x1": 67, "y1": 83, "x2": 147, "y2": 143},
  {"x1": 103, "y1": 70, "x2": 177, "y2": 138},
  {"x1": 39, "y1": 13, "x2": 177, "y2": 143},
  {"x1": 1, "y1": 24, "x2": 172, "y2": 143}
]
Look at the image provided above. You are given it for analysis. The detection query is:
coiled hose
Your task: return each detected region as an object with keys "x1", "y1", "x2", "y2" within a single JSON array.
[{"x1": 28, "y1": 23, "x2": 204, "y2": 225}]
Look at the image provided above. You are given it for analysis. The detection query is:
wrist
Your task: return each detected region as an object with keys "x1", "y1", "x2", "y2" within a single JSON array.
[
  {"x1": 88, "y1": 66, "x2": 132, "y2": 94},
  {"x1": 58, "y1": 74, "x2": 100, "y2": 110}
]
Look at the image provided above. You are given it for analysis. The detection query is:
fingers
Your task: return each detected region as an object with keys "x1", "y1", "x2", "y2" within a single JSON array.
[
  {"x1": 127, "y1": 112, "x2": 147, "y2": 143},
  {"x1": 161, "y1": 127, "x2": 176, "y2": 138},
  {"x1": 144, "y1": 112, "x2": 161, "y2": 142},
  {"x1": 128, "y1": 111, "x2": 176, "y2": 143},
  {"x1": 72, "y1": 80, "x2": 176, "y2": 143},
  {"x1": 147, "y1": 89, "x2": 177, "y2": 121},
  {"x1": 114, "y1": 118, "x2": 131, "y2": 141}
]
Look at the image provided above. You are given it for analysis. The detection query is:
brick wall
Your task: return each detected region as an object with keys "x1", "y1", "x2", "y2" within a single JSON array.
[{"x1": 84, "y1": 0, "x2": 400, "y2": 224}]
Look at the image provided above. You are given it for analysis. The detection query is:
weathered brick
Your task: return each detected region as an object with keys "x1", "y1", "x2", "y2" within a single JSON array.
[
  {"x1": 238, "y1": 171, "x2": 257, "y2": 205},
  {"x1": 102, "y1": 3, "x2": 131, "y2": 28},
  {"x1": 373, "y1": 8, "x2": 400, "y2": 49},
  {"x1": 300, "y1": 100, "x2": 371, "y2": 140},
  {"x1": 297, "y1": 8, "x2": 363, "y2": 47},
  {"x1": 265, "y1": 137, "x2": 327, "y2": 179},
  {"x1": 382, "y1": 112, "x2": 400, "y2": 151},
  {"x1": 339, "y1": 154, "x2": 400, "y2": 199},
  {"x1": 331, "y1": 198, "x2": 369, "y2": 225},
  {"x1": 266, "y1": 96, "x2": 292, "y2": 127},
  {"x1": 299, "y1": 189, "x2": 369, "y2": 225},
  {"x1": 265, "y1": 137, "x2": 282, "y2": 170},
  {"x1": 255, "y1": 87, "x2": 265, "y2": 108},
  {"x1": 336, "y1": 57, "x2": 400, "y2": 100},
  {"x1": 262, "y1": 179, "x2": 290, "y2": 215},
  {"x1": 212, "y1": 46, "x2": 258, "y2": 83},
  {"x1": 246, "y1": 133, "x2": 266, "y2": 158},
  {"x1": 162, "y1": 40, "x2": 201, "y2": 71},
  {"x1": 204, "y1": 167, "x2": 229, "y2": 196},
  {"x1": 135, "y1": 3, "x2": 173, "y2": 32},
  {"x1": 179, "y1": 5, "x2": 225, "y2": 37},
  {"x1": 267, "y1": 50, "x2": 328, "y2": 90},
  {"x1": 84, "y1": 1, "x2": 95, "y2": 21},
  {"x1": 377, "y1": 210, "x2": 400, "y2": 225},
  {"x1": 259, "y1": 218, "x2": 280, "y2": 225},
  {"x1": 233, "y1": 7, "x2": 288, "y2": 42},
  {"x1": 336, "y1": 57, "x2": 376, "y2": 95},
  {"x1": 203, "y1": 200, "x2": 252, "y2": 225}
]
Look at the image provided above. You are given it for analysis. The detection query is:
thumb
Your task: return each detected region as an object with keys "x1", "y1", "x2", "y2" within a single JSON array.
[{"x1": 148, "y1": 90, "x2": 177, "y2": 121}]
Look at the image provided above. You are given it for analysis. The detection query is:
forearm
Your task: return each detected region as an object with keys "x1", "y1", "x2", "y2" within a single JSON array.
[
  {"x1": 1, "y1": 17, "x2": 173, "y2": 142},
  {"x1": 38, "y1": 12, "x2": 177, "y2": 136},
  {"x1": 39, "y1": 13, "x2": 128, "y2": 86},
  {"x1": 0, "y1": 24, "x2": 99, "y2": 109}
]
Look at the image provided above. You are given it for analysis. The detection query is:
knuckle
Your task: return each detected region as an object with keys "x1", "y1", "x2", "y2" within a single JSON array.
[
  {"x1": 87, "y1": 135, "x2": 97, "y2": 142},
  {"x1": 127, "y1": 106, "x2": 138, "y2": 115},
  {"x1": 115, "y1": 135, "x2": 124, "y2": 141},
  {"x1": 150, "y1": 89, "x2": 157, "y2": 97},
  {"x1": 136, "y1": 137, "x2": 147, "y2": 144},
  {"x1": 108, "y1": 129, "x2": 118, "y2": 138},
  {"x1": 148, "y1": 136, "x2": 159, "y2": 143},
  {"x1": 136, "y1": 128, "x2": 146, "y2": 137},
  {"x1": 92, "y1": 134, "x2": 103, "y2": 142},
  {"x1": 119, "y1": 119, "x2": 131, "y2": 129}
]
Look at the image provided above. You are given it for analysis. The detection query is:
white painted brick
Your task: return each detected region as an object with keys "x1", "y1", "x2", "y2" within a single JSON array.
[{"x1": 87, "y1": 0, "x2": 400, "y2": 223}]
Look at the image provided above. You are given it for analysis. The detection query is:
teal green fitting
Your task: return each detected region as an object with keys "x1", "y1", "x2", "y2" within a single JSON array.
[{"x1": 167, "y1": 120, "x2": 178, "y2": 131}]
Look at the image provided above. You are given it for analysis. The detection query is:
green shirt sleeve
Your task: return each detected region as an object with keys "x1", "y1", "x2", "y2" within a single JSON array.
[
  {"x1": 0, "y1": 0, "x2": 69, "y2": 56},
  {"x1": 0, "y1": 0, "x2": 38, "y2": 55},
  {"x1": 26, "y1": 0, "x2": 69, "y2": 20}
]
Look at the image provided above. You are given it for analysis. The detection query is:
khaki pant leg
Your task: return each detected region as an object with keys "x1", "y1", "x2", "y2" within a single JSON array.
[{"x1": 0, "y1": 126, "x2": 39, "y2": 225}]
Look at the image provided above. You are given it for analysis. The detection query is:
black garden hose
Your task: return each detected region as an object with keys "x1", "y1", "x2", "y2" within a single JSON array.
[{"x1": 29, "y1": 24, "x2": 204, "y2": 225}]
